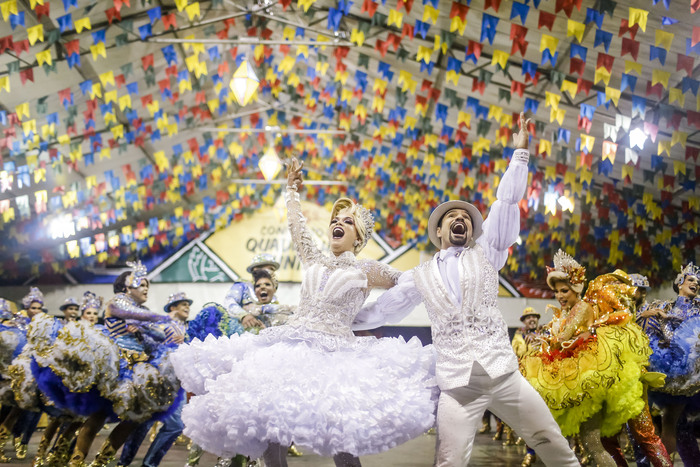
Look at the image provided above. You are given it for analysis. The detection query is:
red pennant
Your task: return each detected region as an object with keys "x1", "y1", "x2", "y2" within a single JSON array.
[
  {"x1": 643, "y1": 122, "x2": 658, "y2": 142},
  {"x1": 398, "y1": 0, "x2": 413, "y2": 13},
  {"x1": 35, "y1": 2, "x2": 49, "y2": 18},
  {"x1": 429, "y1": 88, "x2": 441, "y2": 101},
  {"x1": 401, "y1": 23, "x2": 414, "y2": 39},
  {"x1": 386, "y1": 33, "x2": 401, "y2": 50},
  {"x1": 0, "y1": 35, "x2": 13, "y2": 54},
  {"x1": 421, "y1": 79, "x2": 433, "y2": 92},
  {"x1": 105, "y1": 7, "x2": 121, "y2": 24},
  {"x1": 577, "y1": 116, "x2": 592, "y2": 133},
  {"x1": 686, "y1": 145, "x2": 699, "y2": 160},
  {"x1": 162, "y1": 13, "x2": 177, "y2": 29},
  {"x1": 449, "y1": 2, "x2": 469, "y2": 19},
  {"x1": 511, "y1": 39, "x2": 528, "y2": 56},
  {"x1": 693, "y1": 26, "x2": 700, "y2": 47},
  {"x1": 576, "y1": 78, "x2": 592, "y2": 96},
  {"x1": 620, "y1": 38, "x2": 639, "y2": 61},
  {"x1": 165, "y1": 65, "x2": 178, "y2": 78},
  {"x1": 466, "y1": 40, "x2": 482, "y2": 60},
  {"x1": 596, "y1": 53, "x2": 614, "y2": 72},
  {"x1": 374, "y1": 39, "x2": 389, "y2": 58},
  {"x1": 676, "y1": 54, "x2": 694, "y2": 75},
  {"x1": 361, "y1": 0, "x2": 378, "y2": 17},
  {"x1": 13, "y1": 39, "x2": 29, "y2": 56},
  {"x1": 692, "y1": 0, "x2": 699, "y2": 13},
  {"x1": 511, "y1": 81, "x2": 524, "y2": 98},
  {"x1": 471, "y1": 78, "x2": 485, "y2": 95},
  {"x1": 279, "y1": 0, "x2": 291, "y2": 9},
  {"x1": 141, "y1": 54, "x2": 154, "y2": 70},
  {"x1": 538, "y1": 11, "x2": 556, "y2": 30},
  {"x1": 645, "y1": 81, "x2": 663, "y2": 100},
  {"x1": 19, "y1": 67, "x2": 34, "y2": 84},
  {"x1": 579, "y1": 152, "x2": 593, "y2": 169},
  {"x1": 58, "y1": 88, "x2": 72, "y2": 104},
  {"x1": 484, "y1": 0, "x2": 500, "y2": 12},
  {"x1": 141, "y1": 95, "x2": 153, "y2": 107},
  {"x1": 334, "y1": 46, "x2": 350, "y2": 61},
  {"x1": 619, "y1": 19, "x2": 639, "y2": 40},
  {"x1": 510, "y1": 24, "x2": 527, "y2": 40},
  {"x1": 687, "y1": 111, "x2": 700, "y2": 131},
  {"x1": 555, "y1": 0, "x2": 580, "y2": 17},
  {"x1": 64, "y1": 39, "x2": 80, "y2": 55},
  {"x1": 569, "y1": 57, "x2": 585, "y2": 75}
]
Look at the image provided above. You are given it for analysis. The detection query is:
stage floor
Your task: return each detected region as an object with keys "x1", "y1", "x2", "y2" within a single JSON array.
[{"x1": 3, "y1": 426, "x2": 689, "y2": 466}]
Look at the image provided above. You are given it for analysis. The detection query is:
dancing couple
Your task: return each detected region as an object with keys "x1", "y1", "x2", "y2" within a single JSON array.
[{"x1": 172, "y1": 111, "x2": 577, "y2": 466}]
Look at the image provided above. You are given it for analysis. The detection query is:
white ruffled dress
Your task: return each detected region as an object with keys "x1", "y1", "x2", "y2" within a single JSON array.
[{"x1": 172, "y1": 189, "x2": 437, "y2": 459}]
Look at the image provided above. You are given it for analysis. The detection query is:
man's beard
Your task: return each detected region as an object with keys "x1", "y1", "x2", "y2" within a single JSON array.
[{"x1": 449, "y1": 232, "x2": 468, "y2": 246}]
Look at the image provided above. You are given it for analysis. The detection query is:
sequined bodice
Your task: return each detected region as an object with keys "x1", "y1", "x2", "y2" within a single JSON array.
[
  {"x1": 285, "y1": 258, "x2": 370, "y2": 337},
  {"x1": 669, "y1": 296, "x2": 700, "y2": 321}
]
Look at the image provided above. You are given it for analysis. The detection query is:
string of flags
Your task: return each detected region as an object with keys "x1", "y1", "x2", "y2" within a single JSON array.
[{"x1": 0, "y1": 0, "x2": 697, "y2": 285}]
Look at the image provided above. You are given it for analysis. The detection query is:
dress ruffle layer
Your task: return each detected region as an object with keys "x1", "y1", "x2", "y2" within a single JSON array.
[
  {"x1": 31, "y1": 314, "x2": 182, "y2": 423},
  {"x1": 648, "y1": 315, "x2": 700, "y2": 397},
  {"x1": 0, "y1": 324, "x2": 26, "y2": 405},
  {"x1": 522, "y1": 322, "x2": 650, "y2": 437},
  {"x1": 172, "y1": 327, "x2": 437, "y2": 459}
]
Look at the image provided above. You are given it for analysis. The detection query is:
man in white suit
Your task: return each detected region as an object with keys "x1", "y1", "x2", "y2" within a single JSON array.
[{"x1": 355, "y1": 113, "x2": 578, "y2": 467}]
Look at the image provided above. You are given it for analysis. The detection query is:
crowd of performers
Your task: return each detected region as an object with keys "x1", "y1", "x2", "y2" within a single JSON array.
[{"x1": 0, "y1": 112, "x2": 698, "y2": 467}]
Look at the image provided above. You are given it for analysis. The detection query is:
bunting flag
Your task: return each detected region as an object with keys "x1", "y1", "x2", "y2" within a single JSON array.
[{"x1": 0, "y1": 0, "x2": 695, "y2": 292}]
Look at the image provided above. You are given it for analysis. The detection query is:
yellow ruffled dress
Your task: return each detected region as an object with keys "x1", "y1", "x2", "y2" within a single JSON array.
[{"x1": 522, "y1": 276, "x2": 651, "y2": 437}]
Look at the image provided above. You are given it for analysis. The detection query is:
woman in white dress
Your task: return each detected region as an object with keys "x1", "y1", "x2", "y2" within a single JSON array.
[{"x1": 172, "y1": 158, "x2": 437, "y2": 467}]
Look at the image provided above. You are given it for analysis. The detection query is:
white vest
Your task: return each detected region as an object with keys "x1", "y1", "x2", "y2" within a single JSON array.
[{"x1": 413, "y1": 244, "x2": 518, "y2": 390}]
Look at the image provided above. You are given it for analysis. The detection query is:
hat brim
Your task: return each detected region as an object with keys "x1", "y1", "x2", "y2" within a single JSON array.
[
  {"x1": 246, "y1": 260, "x2": 280, "y2": 274},
  {"x1": 520, "y1": 313, "x2": 541, "y2": 322},
  {"x1": 59, "y1": 304, "x2": 78, "y2": 311},
  {"x1": 164, "y1": 299, "x2": 193, "y2": 313},
  {"x1": 428, "y1": 200, "x2": 483, "y2": 249}
]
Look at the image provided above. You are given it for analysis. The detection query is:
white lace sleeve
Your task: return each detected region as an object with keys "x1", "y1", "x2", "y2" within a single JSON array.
[
  {"x1": 286, "y1": 186, "x2": 323, "y2": 266},
  {"x1": 477, "y1": 149, "x2": 529, "y2": 271},
  {"x1": 359, "y1": 260, "x2": 401, "y2": 289},
  {"x1": 353, "y1": 270, "x2": 421, "y2": 330}
]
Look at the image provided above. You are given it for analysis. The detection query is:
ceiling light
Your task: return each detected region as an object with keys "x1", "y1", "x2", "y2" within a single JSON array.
[
  {"x1": 629, "y1": 127, "x2": 647, "y2": 150},
  {"x1": 230, "y1": 60, "x2": 259, "y2": 106},
  {"x1": 259, "y1": 146, "x2": 282, "y2": 181}
]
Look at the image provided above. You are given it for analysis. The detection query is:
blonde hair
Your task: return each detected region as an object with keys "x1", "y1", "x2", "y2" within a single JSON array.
[{"x1": 331, "y1": 198, "x2": 374, "y2": 254}]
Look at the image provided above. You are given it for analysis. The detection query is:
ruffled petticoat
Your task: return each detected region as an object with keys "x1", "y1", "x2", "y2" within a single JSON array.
[
  {"x1": 648, "y1": 315, "x2": 700, "y2": 399},
  {"x1": 0, "y1": 324, "x2": 26, "y2": 405},
  {"x1": 32, "y1": 315, "x2": 183, "y2": 423},
  {"x1": 521, "y1": 322, "x2": 650, "y2": 437},
  {"x1": 172, "y1": 325, "x2": 437, "y2": 459}
]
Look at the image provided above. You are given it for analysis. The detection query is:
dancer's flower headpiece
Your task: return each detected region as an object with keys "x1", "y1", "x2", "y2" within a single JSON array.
[
  {"x1": 125, "y1": 260, "x2": 148, "y2": 288},
  {"x1": 546, "y1": 250, "x2": 586, "y2": 294},
  {"x1": 80, "y1": 291, "x2": 103, "y2": 313},
  {"x1": 629, "y1": 274, "x2": 650, "y2": 290},
  {"x1": 331, "y1": 198, "x2": 375, "y2": 253},
  {"x1": 0, "y1": 298, "x2": 13, "y2": 320},
  {"x1": 22, "y1": 287, "x2": 45, "y2": 309},
  {"x1": 674, "y1": 262, "x2": 700, "y2": 286}
]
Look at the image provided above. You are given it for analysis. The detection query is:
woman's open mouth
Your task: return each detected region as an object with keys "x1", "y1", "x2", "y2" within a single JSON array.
[
  {"x1": 260, "y1": 291, "x2": 269, "y2": 300},
  {"x1": 332, "y1": 227, "x2": 345, "y2": 239}
]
